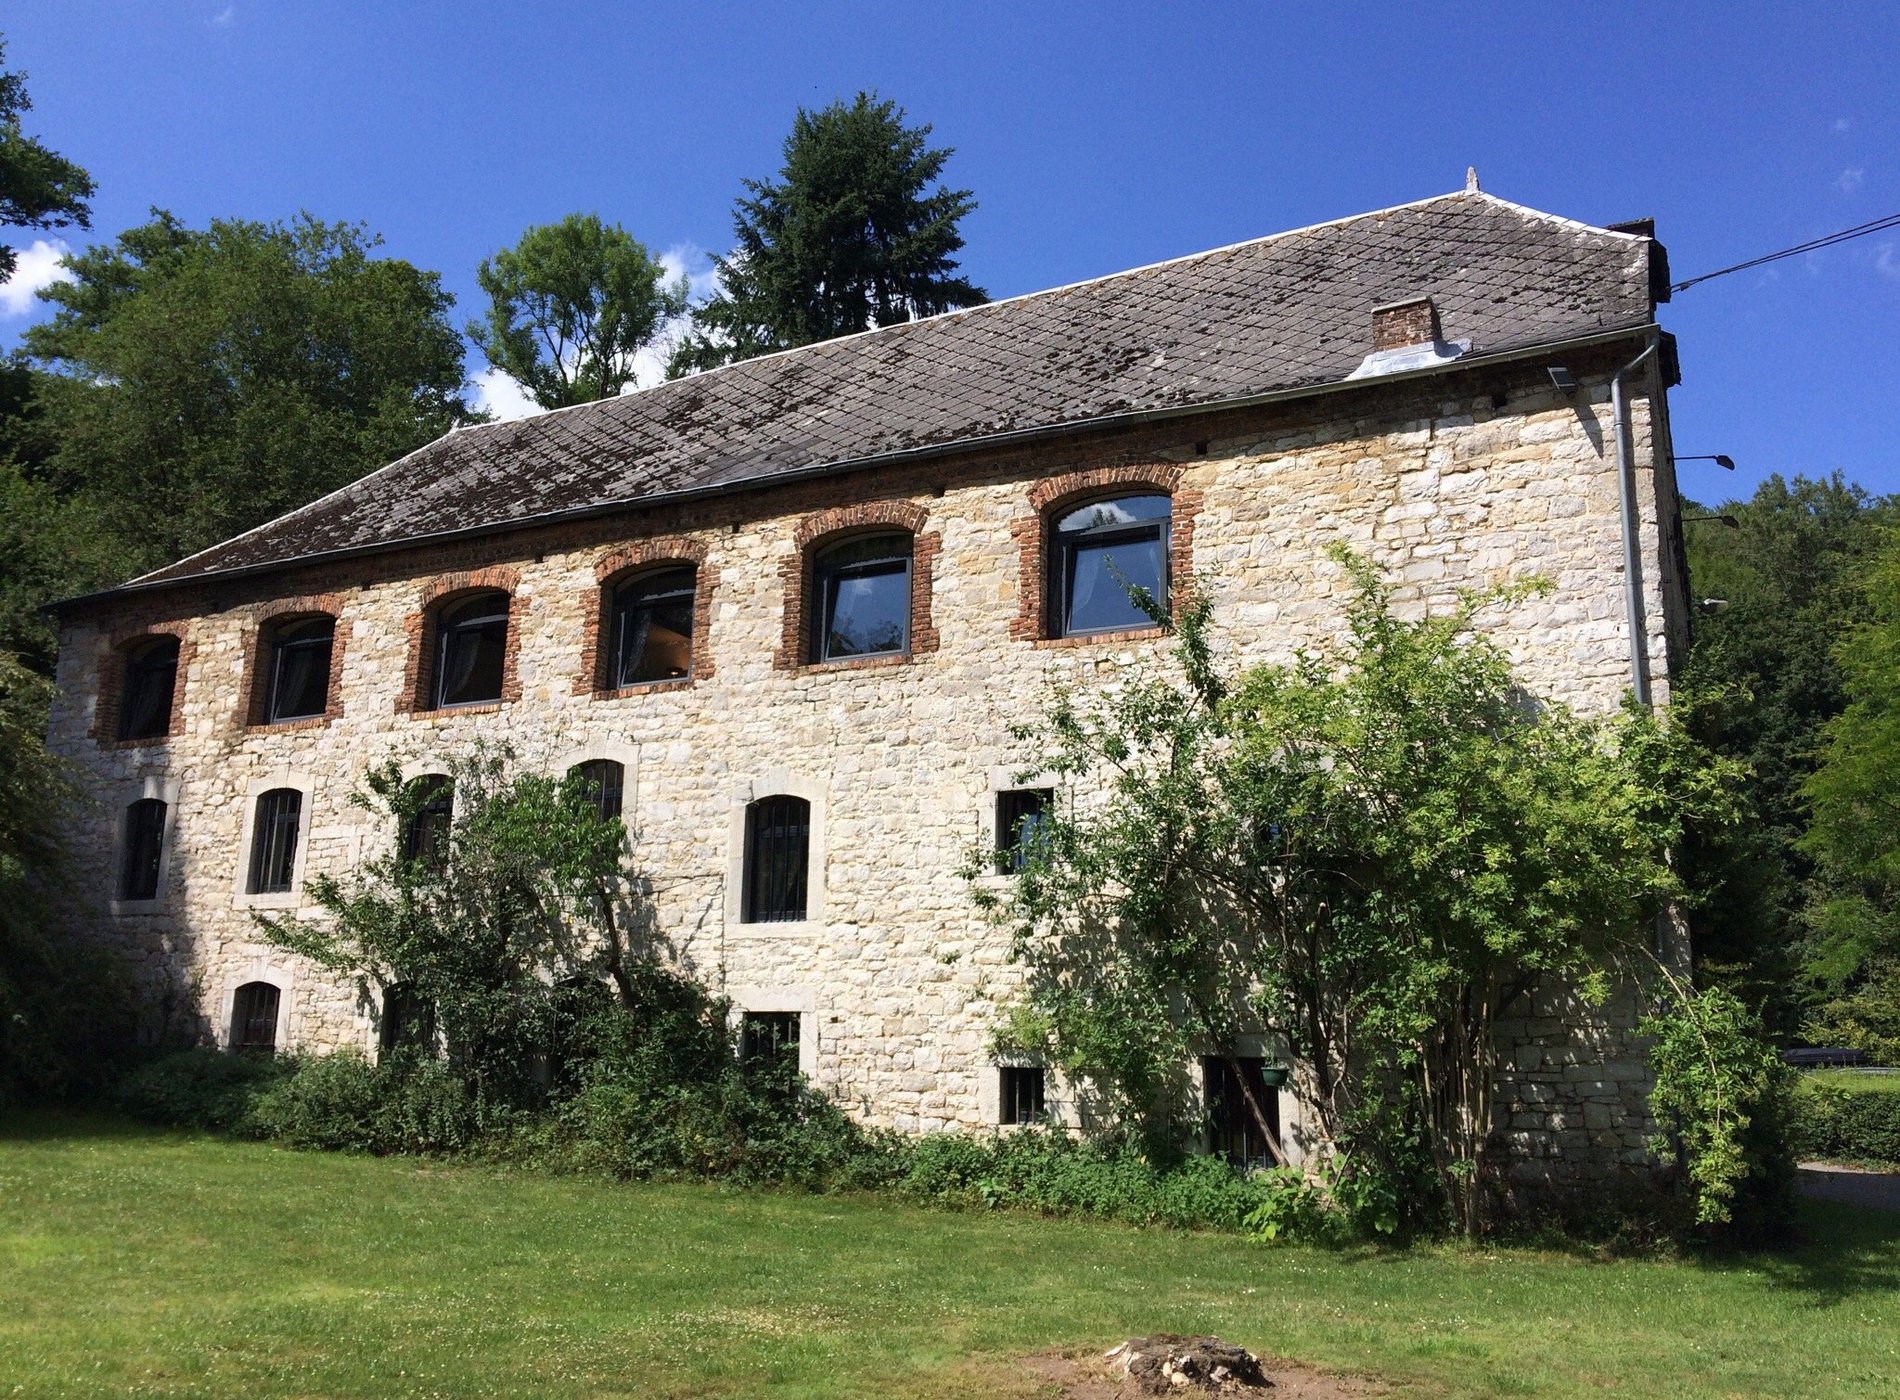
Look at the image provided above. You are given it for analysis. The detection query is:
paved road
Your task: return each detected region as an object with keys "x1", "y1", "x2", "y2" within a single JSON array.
[{"x1": 1798, "y1": 1163, "x2": 1900, "y2": 1211}]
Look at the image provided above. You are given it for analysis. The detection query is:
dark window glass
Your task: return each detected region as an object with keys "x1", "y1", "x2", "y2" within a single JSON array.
[
  {"x1": 811, "y1": 534, "x2": 911, "y2": 662},
  {"x1": 402, "y1": 775, "x2": 453, "y2": 869},
  {"x1": 117, "y1": 636, "x2": 181, "y2": 741},
  {"x1": 610, "y1": 568, "x2": 695, "y2": 685},
  {"x1": 1204, "y1": 1056, "x2": 1281, "y2": 1169},
  {"x1": 741, "y1": 1011, "x2": 801, "y2": 1066},
  {"x1": 996, "y1": 789, "x2": 1053, "y2": 874},
  {"x1": 1000, "y1": 1066, "x2": 1046, "y2": 1125},
  {"x1": 1051, "y1": 494, "x2": 1171, "y2": 637},
  {"x1": 246, "y1": 788, "x2": 303, "y2": 894},
  {"x1": 266, "y1": 617, "x2": 334, "y2": 722},
  {"x1": 744, "y1": 795, "x2": 810, "y2": 923},
  {"x1": 118, "y1": 798, "x2": 168, "y2": 901},
  {"x1": 378, "y1": 983, "x2": 436, "y2": 1055},
  {"x1": 433, "y1": 592, "x2": 509, "y2": 708},
  {"x1": 569, "y1": 759, "x2": 625, "y2": 821},
  {"x1": 232, "y1": 981, "x2": 281, "y2": 1054}
]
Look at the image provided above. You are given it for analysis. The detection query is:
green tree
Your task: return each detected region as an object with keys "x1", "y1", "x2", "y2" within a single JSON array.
[
  {"x1": 23, "y1": 211, "x2": 470, "y2": 576},
  {"x1": 469, "y1": 213, "x2": 687, "y2": 410},
  {"x1": 0, "y1": 35, "x2": 94, "y2": 284},
  {"x1": 1680, "y1": 474, "x2": 1896, "y2": 1036},
  {"x1": 979, "y1": 550, "x2": 1740, "y2": 1234},
  {"x1": 671, "y1": 92, "x2": 983, "y2": 374}
]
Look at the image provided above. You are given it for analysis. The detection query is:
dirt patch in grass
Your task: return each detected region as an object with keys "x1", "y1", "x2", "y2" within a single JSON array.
[{"x1": 980, "y1": 1343, "x2": 1384, "y2": 1398}]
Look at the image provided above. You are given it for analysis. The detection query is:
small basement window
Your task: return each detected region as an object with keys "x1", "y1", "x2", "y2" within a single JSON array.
[
  {"x1": 995, "y1": 788, "x2": 1053, "y2": 874},
  {"x1": 246, "y1": 788, "x2": 304, "y2": 895},
  {"x1": 264, "y1": 617, "x2": 335, "y2": 722},
  {"x1": 1000, "y1": 1066, "x2": 1046, "y2": 1125},
  {"x1": 231, "y1": 981, "x2": 281, "y2": 1054},
  {"x1": 117, "y1": 636, "x2": 181, "y2": 741},
  {"x1": 811, "y1": 534, "x2": 911, "y2": 662},
  {"x1": 118, "y1": 798, "x2": 168, "y2": 901},
  {"x1": 1051, "y1": 494, "x2": 1171, "y2": 638},
  {"x1": 740, "y1": 1011, "x2": 801, "y2": 1067},
  {"x1": 568, "y1": 759, "x2": 625, "y2": 822},
  {"x1": 610, "y1": 567, "x2": 696, "y2": 685},
  {"x1": 433, "y1": 591, "x2": 509, "y2": 708}
]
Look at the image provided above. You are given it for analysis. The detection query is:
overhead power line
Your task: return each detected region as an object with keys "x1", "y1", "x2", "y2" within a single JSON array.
[{"x1": 1671, "y1": 211, "x2": 1900, "y2": 292}]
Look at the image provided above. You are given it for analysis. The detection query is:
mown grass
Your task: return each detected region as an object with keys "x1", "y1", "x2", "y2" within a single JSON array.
[
  {"x1": 2, "y1": 1113, "x2": 1897, "y2": 1398},
  {"x1": 1804, "y1": 1068, "x2": 1900, "y2": 1093}
]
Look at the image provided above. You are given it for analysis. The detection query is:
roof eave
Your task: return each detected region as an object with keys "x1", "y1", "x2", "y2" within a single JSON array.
[{"x1": 49, "y1": 321, "x2": 1659, "y2": 616}]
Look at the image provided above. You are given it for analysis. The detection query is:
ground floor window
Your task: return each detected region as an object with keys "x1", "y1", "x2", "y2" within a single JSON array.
[
  {"x1": 1203, "y1": 1056, "x2": 1280, "y2": 1168},
  {"x1": 999, "y1": 1065, "x2": 1046, "y2": 1125},
  {"x1": 232, "y1": 982, "x2": 281, "y2": 1054},
  {"x1": 740, "y1": 1011, "x2": 801, "y2": 1068}
]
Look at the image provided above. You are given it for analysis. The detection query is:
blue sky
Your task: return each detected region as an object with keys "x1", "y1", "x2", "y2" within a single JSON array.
[{"x1": 3, "y1": 1, "x2": 1897, "y2": 507}]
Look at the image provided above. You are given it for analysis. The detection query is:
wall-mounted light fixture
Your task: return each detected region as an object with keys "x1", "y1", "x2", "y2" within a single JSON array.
[
  {"x1": 1675, "y1": 454, "x2": 1736, "y2": 470},
  {"x1": 1547, "y1": 366, "x2": 1578, "y2": 394}
]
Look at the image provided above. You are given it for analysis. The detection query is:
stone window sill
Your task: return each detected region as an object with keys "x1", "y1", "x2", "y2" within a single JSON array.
[
  {"x1": 1031, "y1": 626, "x2": 1168, "y2": 651},
  {"x1": 795, "y1": 652, "x2": 914, "y2": 676},
  {"x1": 408, "y1": 700, "x2": 510, "y2": 720},
  {"x1": 97, "y1": 733, "x2": 174, "y2": 751},
  {"x1": 592, "y1": 677, "x2": 694, "y2": 700},
  {"x1": 243, "y1": 715, "x2": 336, "y2": 735},
  {"x1": 233, "y1": 891, "x2": 301, "y2": 912}
]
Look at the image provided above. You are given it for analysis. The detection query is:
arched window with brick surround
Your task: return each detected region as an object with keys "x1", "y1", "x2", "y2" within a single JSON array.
[
  {"x1": 115, "y1": 636, "x2": 181, "y2": 741},
  {"x1": 401, "y1": 569, "x2": 523, "y2": 716},
  {"x1": 582, "y1": 540, "x2": 715, "y2": 697},
  {"x1": 776, "y1": 501, "x2": 939, "y2": 671}
]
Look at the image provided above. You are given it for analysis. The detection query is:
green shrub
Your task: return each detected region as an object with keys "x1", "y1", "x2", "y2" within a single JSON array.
[
  {"x1": 243, "y1": 1051, "x2": 484, "y2": 1155},
  {"x1": 111, "y1": 1048, "x2": 290, "y2": 1131},
  {"x1": 1790, "y1": 1073, "x2": 1900, "y2": 1164}
]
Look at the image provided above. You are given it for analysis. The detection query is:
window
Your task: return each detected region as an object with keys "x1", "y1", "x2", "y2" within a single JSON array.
[
  {"x1": 996, "y1": 788, "x2": 1053, "y2": 874},
  {"x1": 402, "y1": 775, "x2": 453, "y2": 868},
  {"x1": 378, "y1": 983, "x2": 435, "y2": 1055},
  {"x1": 743, "y1": 795, "x2": 810, "y2": 922},
  {"x1": 1204, "y1": 1056, "x2": 1281, "y2": 1169},
  {"x1": 1051, "y1": 494, "x2": 1171, "y2": 637},
  {"x1": 231, "y1": 981, "x2": 281, "y2": 1054},
  {"x1": 741, "y1": 1011, "x2": 801, "y2": 1067},
  {"x1": 117, "y1": 636, "x2": 181, "y2": 741},
  {"x1": 118, "y1": 798, "x2": 168, "y2": 901},
  {"x1": 568, "y1": 759, "x2": 625, "y2": 822},
  {"x1": 610, "y1": 567, "x2": 695, "y2": 685},
  {"x1": 264, "y1": 617, "x2": 334, "y2": 722},
  {"x1": 432, "y1": 591, "x2": 509, "y2": 708},
  {"x1": 246, "y1": 788, "x2": 303, "y2": 894},
  {"x1": 1000, "y1": 1066, "x2": 1046, "y2": 1125},
  {"x1": 811, "y1": 534, "x2": 911, "y2": 662}
]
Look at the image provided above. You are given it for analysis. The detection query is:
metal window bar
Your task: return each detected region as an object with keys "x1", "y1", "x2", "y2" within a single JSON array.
[
  {"x1": 570, "y1": 760, "x2": 625, "y2": 821},
  {"x1": 247, "y1": 789, "x2": 303, "y2": 894},
  {"x1": 1000, "y1": 1066, "x2": 1046, "y2": 1125},
  {"x1": 232, "y1": 982, "x2": 280, "y2": 1054},
  {"x1": 1203, "y1": 1056, "x2": 1280, "y2": 1169},
  {"x1": 744, "y1": 796, "x2": 809, "y2": 922},
  {"x1": 741, "y1": 1011, "x2": 801, "y2": 1065}
]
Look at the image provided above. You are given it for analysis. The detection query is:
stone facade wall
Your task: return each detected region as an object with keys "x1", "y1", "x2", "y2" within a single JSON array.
[{"x1": 48, "y1": 349, "x2": 1683, "y2": 1177}]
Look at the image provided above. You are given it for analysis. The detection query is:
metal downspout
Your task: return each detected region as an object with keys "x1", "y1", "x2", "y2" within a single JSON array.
[{"x1": 1611, "y1": 338, "x2": 1660, "y2": 707}]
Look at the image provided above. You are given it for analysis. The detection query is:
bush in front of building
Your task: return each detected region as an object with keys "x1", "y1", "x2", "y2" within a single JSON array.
[
  {"x1": 111, "y1": 1047, "x2": 293, "y2": 1132},
  {"x1": 1789, "y1": 1072, "x2": 1900, "y2": 1165}
]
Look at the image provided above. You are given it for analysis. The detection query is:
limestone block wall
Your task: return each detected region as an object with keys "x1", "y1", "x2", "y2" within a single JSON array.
[{"x1": 48, "y1": 352, "x2": 1683, "y2": 1172}]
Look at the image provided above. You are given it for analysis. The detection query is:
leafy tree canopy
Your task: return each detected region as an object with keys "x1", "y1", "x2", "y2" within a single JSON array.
[
  {"x1": 23, "y1": 211, "x2": 470, "y2": 576},
  {"x1": 469, "y1": 212, "x2": 687, "y2": 410},
  {"x1": 0, "y1": 36, "x2": 94, "y2": 284},
  {"x1": 671, "y1": 92, "x2": 984, "y2": 374}
]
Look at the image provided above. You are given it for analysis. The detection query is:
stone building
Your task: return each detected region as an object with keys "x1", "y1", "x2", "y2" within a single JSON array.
[{"x1": 48, "y1": 186, "x2": 1690, "y2": 1182}]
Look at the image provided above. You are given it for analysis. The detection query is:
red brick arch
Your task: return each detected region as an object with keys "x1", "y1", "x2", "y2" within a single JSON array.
[
  {"x1": 398, "y1": 566, "x2": 525, "y2": 715},
  {"x1": 776, "y1": 500, "x2": 939, "y2": 671},
  {"x1": 235, "y1": 593, "x2": 349, "y2": 730},
  {"x1": 92, "y1": 620, "x2": 197, "y2": 747},
  {"x1": 579, "y1": 536, "x2": 717, "y2": 695}
]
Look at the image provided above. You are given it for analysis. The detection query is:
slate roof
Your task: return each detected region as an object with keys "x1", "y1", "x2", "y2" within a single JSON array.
[{"x1": 130, "y1": 189, "x2": 1656, "y2": 590}]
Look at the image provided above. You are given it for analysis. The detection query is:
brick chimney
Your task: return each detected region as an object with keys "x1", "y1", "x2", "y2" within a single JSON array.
[{"x1": 1370, "y1": 297, "x2": 1441, "y2": 352}]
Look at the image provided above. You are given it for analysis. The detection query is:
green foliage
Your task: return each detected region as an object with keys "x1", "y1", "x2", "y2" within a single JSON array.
[
  {"x1": 1642, "y1": 979, "x2": 1795, "y2": 1233},
  {"x1": 109, "y1": 1048, "x2": 292, "y2": 1132},
  {"x1": 0, "y1": 35, "x2": 94, "y2": 284},
  {"x1": 1788, "y1": 1072, "x2": 1900, "y2": 1165},
  {"x1": 1681, "y1": 474, "x2": 1898, "y2": 1035},
  {"x1": 672, "y1": 91, "x2": 983, "y2": 373},
  {"x1": 243, "y1": 1051, "x2": 486, "y2": 1155},
  {"x1": 981, "y1": 547, "x2": 1742, "y2": 1235},
  {"x1": 469, "y1": 212, "x2": 687, "y2": 409},
  {"x1": 1803, "y1": 959, "x2": 1900, "y2": 1063},
  {"x1": 23, "y1": 211, "x2": 469, "y2": 575}
]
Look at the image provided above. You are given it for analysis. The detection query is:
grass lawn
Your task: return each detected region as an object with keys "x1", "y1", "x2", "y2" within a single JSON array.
[{"x1": 2, "y1": 1115, "x2": 1897, "y2": 1398}]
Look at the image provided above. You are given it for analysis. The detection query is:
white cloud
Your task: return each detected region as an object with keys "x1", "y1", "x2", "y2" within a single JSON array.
[
  {"x1": 657, "y1": 242, "x2": 723, "y2": 306},
  {"x1": 0, "y1": 238, "x2": 74, "y2": 317},
  {"x1": 1834, "y1": 116, "x2": 1853, "y2": 133},
  {"x1": 469, "y1": 367, "x2": 542, "y2": 422},
  {"x1": 210, "y1": 6, "x2": 235, "y2": 26},
  {"x1": 1877, "y1": 242, "x2": 1899, "y2": 282},
  {"x1": 1836, "y1": 166, "x2": 1865, "y2": 193}
]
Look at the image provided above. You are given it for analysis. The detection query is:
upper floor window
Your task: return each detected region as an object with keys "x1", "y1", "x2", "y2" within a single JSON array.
[
  {"x1": 231, "y1": 981, "x2": 281, "y2": 1054},
  {"x1": 402, "y1": 775, "x2": 453, "y2": 869},
  {"x1": 118, "y1": 636, "x2": 180, "y2": 741},
  {"x1": 811, "y1": 534, "x2": 911, "y2": 663},
  {"x1": 569, "y1": 759, "x2": 625, "y2": 822},
  {"x1": 119, "y1": 797, "x2": 168, "y2": 901},
  {"x1": 433, "y1": 591, "x2": 509, "y2": 708},
  {"x1": 264, "y1": 617, "x2": 334, "y2": 722},
  {"x1": 995, "y1": 788, "x2": 1053, "y2": 874},
  {"x1": 246, "y1": 788, "x2": 303, "y2": 894},
  {"x1": 1051, "y1": 494, "x2": 1171, "y2": 638},
  {"x1": 610, "y1": 567, "x2": 695, "y2": 685},
  {"x1": 743, "y1": 795, "x2": 810, "y2": 923}
]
